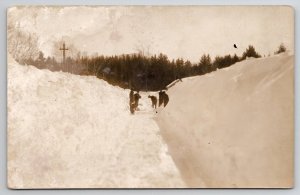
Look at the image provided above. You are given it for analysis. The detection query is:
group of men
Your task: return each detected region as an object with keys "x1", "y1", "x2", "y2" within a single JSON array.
[
  {"x1": 129, "y1": 89, "x2": 169, "y2": 114},
  {"x1": 158, "y1": 90, "x2": 169, "y2": 107}
]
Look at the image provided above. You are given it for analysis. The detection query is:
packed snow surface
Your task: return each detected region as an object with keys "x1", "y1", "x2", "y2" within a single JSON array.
[
  {"x1": 156, "y1": 54, "x2": 294, "y2": 188},
  {"x1": 7, "y1": 57, "x2": 185, "y2": 188}
]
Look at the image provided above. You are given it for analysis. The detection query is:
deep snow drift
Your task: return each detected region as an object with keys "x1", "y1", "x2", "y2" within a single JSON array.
[
  {"x1": 156, "y1": 54, "x2": 294, "y2": 188},
  {"x1": 7, "y1": 57, "x2": 185, "y2": 188}
]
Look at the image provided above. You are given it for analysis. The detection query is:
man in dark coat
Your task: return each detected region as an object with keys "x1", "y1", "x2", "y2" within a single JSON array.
[
  {"x1": 134, "y1": 91, "x2": 141, "y2": 110},
  {"x1": 129, "y1": 90, "x2": 135, "y2": 114},
  {"x1": 148, "y1": 95, "x2": 157, "y2": 109},
  {"x1": 163, "y1": 92, "x2": 169, "y2": 107},
  {"x1": 158, "y1": 90, "x2": 164, "y2": 107},
  {"x1": 129, "y1": 90, "x2": 134, "y2": 102}
]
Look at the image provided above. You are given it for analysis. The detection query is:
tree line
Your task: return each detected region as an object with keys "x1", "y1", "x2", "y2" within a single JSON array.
[{"x1": 19, "y1": 44, "x2": 287, "y2": 91}]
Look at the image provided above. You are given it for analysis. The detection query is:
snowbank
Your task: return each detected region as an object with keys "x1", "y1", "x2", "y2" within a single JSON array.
[
  {"x1": 156, "y1": 55, "x2": 294, "y2": 188},
  {"x1": 7, "y1": 62, "x2": 185, "y2": 188}
]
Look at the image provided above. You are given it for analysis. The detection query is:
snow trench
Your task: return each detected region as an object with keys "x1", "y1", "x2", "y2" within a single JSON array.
[{"x1": 7, "y1": 54, "x2": 294, "y2": 188}]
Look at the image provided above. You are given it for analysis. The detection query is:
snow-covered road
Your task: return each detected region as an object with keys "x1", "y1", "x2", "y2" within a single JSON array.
[{"x1": 7, "y1": 57, "x2": 186, "y2": 188}]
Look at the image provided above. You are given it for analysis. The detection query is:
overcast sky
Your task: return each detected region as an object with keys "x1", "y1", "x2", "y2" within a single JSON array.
[{"x1": 8, "y1": 6, "x2": 294, "y2": 62}]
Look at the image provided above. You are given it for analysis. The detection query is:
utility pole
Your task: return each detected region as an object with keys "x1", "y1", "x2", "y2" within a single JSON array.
[{"x1": 59, "y1": 42, "x2": 69, "y2": 71}]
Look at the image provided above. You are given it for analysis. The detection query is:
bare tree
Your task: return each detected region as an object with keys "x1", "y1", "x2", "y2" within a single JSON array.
[{"x1": 8, "y1": 22, "x2": 39, "y2": 63}]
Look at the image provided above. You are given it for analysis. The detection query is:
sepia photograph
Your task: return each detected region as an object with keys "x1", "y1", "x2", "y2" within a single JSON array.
[{"x1": 7, "y1": 6, "x2": 294, "y2": 188}]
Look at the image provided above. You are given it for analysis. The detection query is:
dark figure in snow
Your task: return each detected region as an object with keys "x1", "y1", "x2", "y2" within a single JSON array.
[
  {"x1": 148, "y1": 95, "x2": 157, "y2": 109},
  {"x1": 129, "y1": 90, "x2": 135, "y2": 114},
  {"x1": 129, "y1": 89, "x2": 134, "y2": 102},
  {"x1": 133, "y1": 91, "x2": 141, "y2": 110},
  {"x1": 163, "y1": 92, "x2": 169, "y2": 107},
  {"x1": 158, "y1": 90, "x2": 164, "y2": 107}
]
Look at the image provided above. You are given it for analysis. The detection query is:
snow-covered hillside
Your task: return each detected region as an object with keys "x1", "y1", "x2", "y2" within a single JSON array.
[
  {"x1": 156, "y1": 54, "x2": 294, "y2": 188},
  {"x1": 7, "y1": 57, "x2": 185, "y2": 188}
]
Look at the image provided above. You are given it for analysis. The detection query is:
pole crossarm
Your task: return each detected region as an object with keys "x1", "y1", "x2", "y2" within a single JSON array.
[{"x1": 59, "y1": 42, "x2": 69, "y2": 66}]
